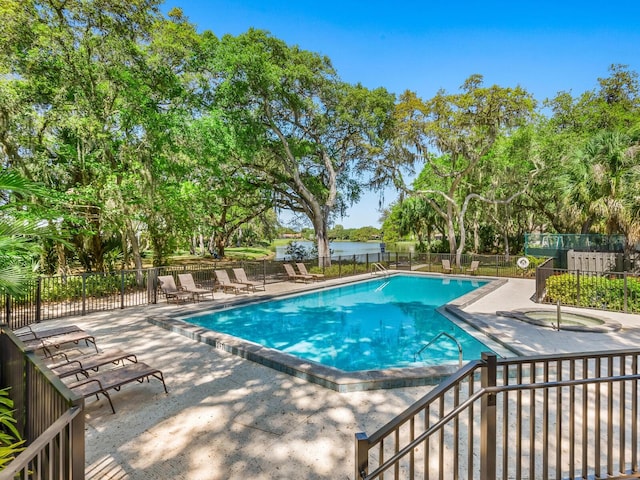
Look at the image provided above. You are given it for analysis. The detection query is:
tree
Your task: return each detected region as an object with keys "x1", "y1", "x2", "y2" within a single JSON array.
[
  {"x1": 562, "y1": 129, "x2": 640, "y2": 257},
  {"x1": 0, "y1": 172, "x2": 51, "y2": 295},
  {"x1": 530, "y1": 65, "x2": 640, "y2": 238},
  {"x1": 212, "y1": 29, "x2": 397, "y2": 266},
  {"x1": 397, "y1": 75, "x2": 535, "y2": 263}
]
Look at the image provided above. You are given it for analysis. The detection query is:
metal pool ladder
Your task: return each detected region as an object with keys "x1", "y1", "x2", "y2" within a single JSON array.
[
  {"x1": 371, "y1": 262, "x2": 389, "y2": 276},
  {"x1": 413, "y1": 331, "x2": 463, "y2": 368}
]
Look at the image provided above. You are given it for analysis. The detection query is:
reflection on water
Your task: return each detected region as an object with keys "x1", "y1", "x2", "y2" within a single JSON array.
[{"x1": 186, "y1": 275, "x2": 490, "y2": 371}]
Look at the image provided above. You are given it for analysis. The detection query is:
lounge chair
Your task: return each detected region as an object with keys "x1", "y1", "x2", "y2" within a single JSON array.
[
  {"x1": 158, "y1": 275, "x2": 194, "y2": 303},
  {"x1": 177, "y1": 273, "x2": 214, "y2": 301},
  {"x1": 296, "y1": 262, "x2": 324, "y2": 280},
  {"x1": 232, "y1": 268, "x2": 265, "y2": 292},
  {"x1": 49, "y1": 349, "x2": 138, "y2": 379},
  {"x1": 441, "y1": 259, "x2": 454, "y2": 274},
  {"x1": 65, "y1": 362, "x2": 168, "y2": 413},
  {"x1": 22, "y1": 330, "x2": 99, "y2": 356},
  {"x1": 283, "y1": 263, "x2": 313, "y2": 283},
  {"x1": 214, "y1": 269, "x2": 250, "y2": 294},
  {"x1": 464, "y1": 260, "x2": 480, "y2": 275},
  {"x1": 15, "y1": 324, "x2": 83, "y2": 341}
]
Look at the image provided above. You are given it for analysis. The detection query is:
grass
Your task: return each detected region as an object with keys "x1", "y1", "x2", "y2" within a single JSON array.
[{"x1": 225, "y1": 247, "x2": 273, "y2": 260}]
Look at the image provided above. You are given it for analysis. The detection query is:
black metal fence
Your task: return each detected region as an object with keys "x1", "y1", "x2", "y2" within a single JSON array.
[
  {"x1": 1, "y1": 254, "x2": 535, "y2": 330},
  {"x1": 536, "y1": 261, "x2": 640, "y2": 314},
  {"x1": 0, "y1": 327, "x2": 84, "y2": 479}
]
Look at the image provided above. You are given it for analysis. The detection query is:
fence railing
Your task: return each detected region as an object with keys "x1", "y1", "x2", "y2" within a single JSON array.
[
  {"x1": 536, "y1": 264, "x2": 640, "y2": 313},
  {"x1": 0, "y1": 327, "x2": 84, "y2": 480},
  {"x1": 1, "y1": 254, "x2": 534, "y2": 330},
  {"x1": 355, "y1": 349, "x2": 640, "y2": 479}
]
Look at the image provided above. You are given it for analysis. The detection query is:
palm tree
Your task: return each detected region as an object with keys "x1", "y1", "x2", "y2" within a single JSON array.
[
  {"x1": 562, "y1": 129, "x2": 640, "y2": 257},
  {"x1": 0, "y1": 171, "x2": 44, "y2": 296}
]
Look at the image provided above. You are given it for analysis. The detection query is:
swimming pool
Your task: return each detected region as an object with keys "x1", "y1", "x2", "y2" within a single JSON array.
[
  {"x1": 151, "y1": 273, "x2": 506, "y2": 390},
  {"x1": 178, "y1": 275, "x2": 491, "y2": 370}
]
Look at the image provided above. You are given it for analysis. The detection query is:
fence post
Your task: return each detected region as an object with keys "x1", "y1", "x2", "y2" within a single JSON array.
[
  {"x1": 576, "y1": 269, "x2": 581, "y2": 306},
  {"x1": 81, "y1": 273, "x2": 87, "y2": 316},
  {"x1": 353, "y1": 255, "x2": 356, "y2": 275},
  {"x1": 338, "y1": 256, "x2": 342, "y2": 277},
  {"x1": 496, "y1": 255, "x2": 499, "y2": 277},
  {"x1": 480, "y1": 352, "x2": 497, "y2": 480},
  {"x1": 35, "y1": 278, "x2": 42, "y2": 323},
  {"x1": 624, "y1": 272, "x2": 628, "y2": 313},
  {"x1": 355, "y1": 432, "x2": 369, "y2": 479},
  {"x1": 4, "y1": 293, "x2": 10, "y2": 326},
  {"x1": 71, "y1": 397, "x2": 85, "y2": 479},
  {"x1": 120, "y1": 270, "x2": 125, "y2": 309},
  {"x1": 366, "y1": 253, "x2": 370, "y2": 273}
]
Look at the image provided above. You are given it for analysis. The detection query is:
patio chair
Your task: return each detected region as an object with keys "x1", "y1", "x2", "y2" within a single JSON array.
[
  {"x1": 15, "y1": 324, "x2": 83, "y2": 341},
  {"x1": 49, "y1": 349, "x2": 138, "y2": 380},
  {"x1": 441, "y1": 259, "x2": 454, "y2": 274},
  {"x1": 464, "y1": 260, "x2": 480, "y2": 275},
  {"x1": 158, "y1": 275, "x2": 194, "y2": 304},
  {"x1": 283, "y1": 263, "x2": 313, "y2": 283},
  {"x1": 22, "y1": 330, "x2": 99, "y2": 356},
  {"x1": 232, "y1": 268, "x2": 265, "y2": 292},
  {"x1": 214, "y1": 269, "x2": 250, "y2": 294},
  {"x1": 296, "y1": 263, "x2": 324, "y2": 280},
  {"x1": 177, "y1": 273, "x2": 214, "y2": 301},
  {"x1": 65, "y1": 362, "x2": 168, "y2": 414}
]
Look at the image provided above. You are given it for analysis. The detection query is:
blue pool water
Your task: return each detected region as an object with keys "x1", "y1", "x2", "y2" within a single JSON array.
[{"x1": 184, "y1": 275, "x2": 491, "y2": 372}]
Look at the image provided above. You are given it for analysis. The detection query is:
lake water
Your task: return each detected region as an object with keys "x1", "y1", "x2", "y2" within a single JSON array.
[{"x1": 275, "y1": 241, "x2": 409, "y2": 260}]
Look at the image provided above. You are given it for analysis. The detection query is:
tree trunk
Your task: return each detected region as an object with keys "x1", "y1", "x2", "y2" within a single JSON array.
[
  {"x1": 55, "y1": 242, "x2": 68, "y2": 276},
  {"x1": 208, "y1": 232, "x2": 216, "y2": 257},
  {"x1": 313, "y1": 210, "x2": 331, "y2": 267},
  {"x1": 446, "y1": 203, "x2": 458, "y2": 264},
  {"x1": 503, "y1": 232, "x2": 510, "y2": 260},
  {"x1": 473, "y1": 213, "x2": 480, "y2": 253},
  {"x1": 125, "y1": 223, "x2": 144, "y2": 284},
  {"x1": 215, "y1": 233, "x2": 226, "y2": 259}
]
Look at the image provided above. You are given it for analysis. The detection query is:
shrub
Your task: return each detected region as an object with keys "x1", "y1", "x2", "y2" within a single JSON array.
[
  {"x1": 0, "y1": 387, "x2": 24, "y2": 471},
  {"x1": 546, "y1": 273, "x2": 640, "y2": 312},
  {"x1": 318, "y1": 263, "x2": 369, "y2": 278}
]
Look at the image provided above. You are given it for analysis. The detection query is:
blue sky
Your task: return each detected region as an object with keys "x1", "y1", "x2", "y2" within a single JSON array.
[{"x1": 163, "y1": 0, "x2": 640, "y2": 229}]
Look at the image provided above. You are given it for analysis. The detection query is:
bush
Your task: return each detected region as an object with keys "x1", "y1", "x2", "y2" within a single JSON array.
[
  {"x1": 40, "y1": 272, "x2": 142, "y2": 302},
  {"x1": 546, "y1": 273, "x2": 640, "y2": 312},
  {"x1": 318, "y1": 263, "x2": 369, "y2": 278},
  {"x1": 0, "y1": 387, "x2": 24, "y2": 471}
]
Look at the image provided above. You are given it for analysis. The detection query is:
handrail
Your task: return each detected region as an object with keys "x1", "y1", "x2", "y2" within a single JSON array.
[
  {"x1": 356, "y1": 349, "x2": 640, "y2": 480},
  {"x1": 0, "y1": 406, "x2": 82, "y2": 480},
  {"x1": 365, "y1": 359, "x2": 482, "y2": 445},
  {"x1": 362, "y1": 371, "x2": 640, "y2": 480},
  {"x1": 413, "y1": 331, "x2": 463, "y2": 368},
  {"x1": 370, "y1": 263, "x2": 388, "y2": 276}
]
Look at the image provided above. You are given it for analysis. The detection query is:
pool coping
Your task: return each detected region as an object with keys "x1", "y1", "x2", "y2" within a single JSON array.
[{"x1": 148, "y1": 272, "x2": 511, "y2": 392}]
